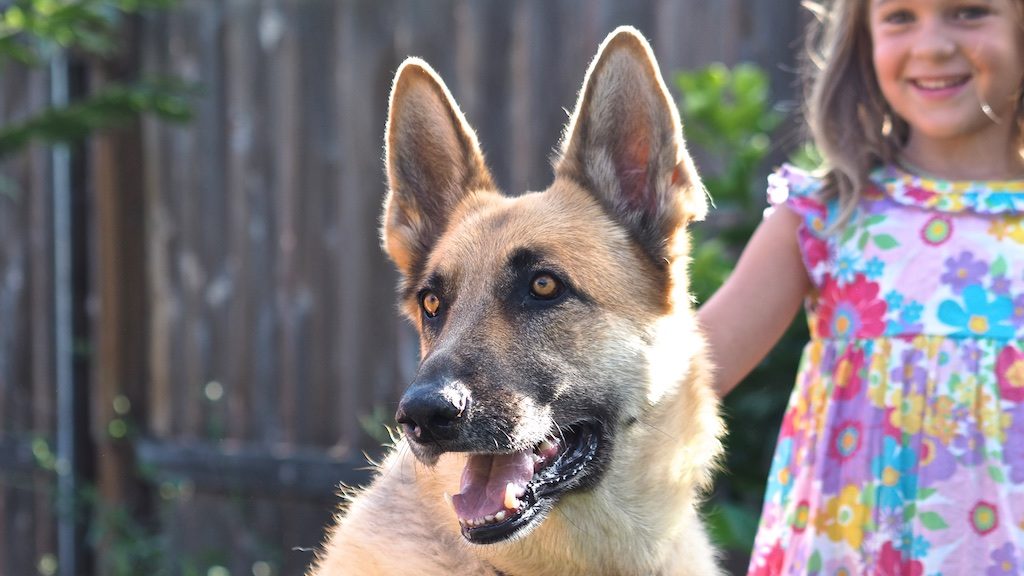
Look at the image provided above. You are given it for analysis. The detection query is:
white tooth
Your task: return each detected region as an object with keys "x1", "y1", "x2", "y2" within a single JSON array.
[
  {"x1": 504, "y1": 483, "x2": 521, "y2": 510},
  {"x1": 495, "y1": 510, "x2": 506, "y2": 522},
  {"x1": 443, "y1": 492, "x2": 453, "y2": 508},
  {"x1": 485, "y1": 514, "x2": 495, "y2": 523},
  {"x1": 537, "y1": 439, "x2": 554, "y2": 453}
]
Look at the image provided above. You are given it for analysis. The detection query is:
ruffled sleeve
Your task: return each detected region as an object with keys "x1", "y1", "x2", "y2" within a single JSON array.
[{"x1": 766, "y1": 164, "x2": 830, "y2": 288}]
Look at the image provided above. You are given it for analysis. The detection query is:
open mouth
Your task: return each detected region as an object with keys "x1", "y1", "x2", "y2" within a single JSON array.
[
  {"x1": 910, "y1": 75, "x2": 970, "y2": 91},
  {"x1": 448, "y1": 421, "x2": 602, "y2": 544}
]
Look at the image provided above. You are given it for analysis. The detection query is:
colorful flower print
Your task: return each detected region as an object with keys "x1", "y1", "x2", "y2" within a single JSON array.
[
  {"x1": 970, "y1": 501, "x2": 1000, "y2": 536},
  {"x1": 817, "y1": 274, "x2": 888, "y2": 338},
  {"x1": 921, "y1": 215, "x2": 953, "y2": 245},
  {"x1": 996, "y1": 345, "x2": 1024, "y2": 402},
  {"x1": 833, "y1": 348, "x2": 865, "y2": 400},
  {"x1": 870, "y1": 436, "x2": 918, "y2": 509},
  {"x1": 1005, "y1": 404, "x2": 1024, "y2": 483},
  {"x1": 941, "y1": 251, "x2": 988, "y2": 293},
  {"x1": 877, "y1": 541, "x2": 924, "y2": 576},
  {"x1": 1012, "y1": 294, "x2": 1024, "y2": 328},
  {"x1": 818, "y1": 484, "x2": 867, "y2": 549},
  {"x1": 937, "y1": 285, "x2": 1015, "y2": 338},
  {"x1": 987, "y1": 542, "x2": 1021, "y2": 576},
  {"x1": 889, "y1": 349, "x2": 927, "y2": 389}
]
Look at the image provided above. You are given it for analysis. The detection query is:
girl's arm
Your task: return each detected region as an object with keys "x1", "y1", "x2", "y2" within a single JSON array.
[{"x1": 697, "y1": 205, "x2": 811, "y2": 397}]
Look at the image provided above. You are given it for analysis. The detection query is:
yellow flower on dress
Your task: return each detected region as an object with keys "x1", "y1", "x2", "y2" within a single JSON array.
[
  {"x1": 925, "y1": 396, "x2": 957, "y2": 445},
  {"x1": 819, "y1": 484, "x2": 867, "y2": 549}
]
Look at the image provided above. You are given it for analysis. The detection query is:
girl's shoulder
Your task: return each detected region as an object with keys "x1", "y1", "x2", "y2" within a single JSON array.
[
  {"x1": 767, "y1": 164, "x2": 830, "y2": 227},
  {"x1": 767, "y1": 163, "x2": 825, "y2": 204}
]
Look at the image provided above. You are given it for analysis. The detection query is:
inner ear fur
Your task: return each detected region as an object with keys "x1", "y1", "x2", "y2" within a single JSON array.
[
  {"x1": 556, "y1": 27, "x2": 706, "y2": 260},
  {"x1": 382, "y1": 58, "x2": 494, "y2": 278}
]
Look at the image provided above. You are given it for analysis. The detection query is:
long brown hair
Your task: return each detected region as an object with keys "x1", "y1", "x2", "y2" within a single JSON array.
[{"x1": 801, "y1": 0, "x2": 1024, "y2": 228}]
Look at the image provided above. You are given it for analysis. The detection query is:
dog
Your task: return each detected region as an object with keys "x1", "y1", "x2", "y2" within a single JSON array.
[{"x1": 307, "y1": 26, "x2": 724, "y2": 576}]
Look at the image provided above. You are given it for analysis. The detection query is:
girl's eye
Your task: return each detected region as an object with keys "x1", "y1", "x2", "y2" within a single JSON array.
[
  {"x1": 881, "y1": 9, "x2": 914, "y2": 25},
  {"x1": 529, "y1": 273, "x2": 563, "y2": 300},
  {"x1": 952, "y1": 5, "x2": 991, "y2": 20},
  {"x1": 421, "y1": 291, "x2": 442, "y2": 317}
]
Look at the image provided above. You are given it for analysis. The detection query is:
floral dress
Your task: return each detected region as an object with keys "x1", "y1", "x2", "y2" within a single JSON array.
[{"x1": 747, "y1": 164, "x2": 1024, "y2": 576}]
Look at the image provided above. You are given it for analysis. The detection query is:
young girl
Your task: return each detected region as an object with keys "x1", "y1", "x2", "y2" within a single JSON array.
[{"x1": 699, "y1": 0, "x2": 1024, "y2": 573}]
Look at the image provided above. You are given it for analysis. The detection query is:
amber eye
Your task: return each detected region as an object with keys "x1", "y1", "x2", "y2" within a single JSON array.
[
  {"x1": 530, "y1": 273, "x2": 562, "y2": 300},
  {"x1": 421, "y1": 291, "x2": 441, "y2": 317}
]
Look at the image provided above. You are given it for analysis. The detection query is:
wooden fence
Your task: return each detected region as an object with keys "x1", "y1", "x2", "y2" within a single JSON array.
[{"x1": 0, "y1": 0, "x2": 805, "y2": 574}]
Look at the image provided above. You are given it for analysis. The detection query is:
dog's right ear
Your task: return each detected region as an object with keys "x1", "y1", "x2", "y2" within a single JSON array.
[{"x1": 382, "y1": 59, "x2": 494, "y2": 278}]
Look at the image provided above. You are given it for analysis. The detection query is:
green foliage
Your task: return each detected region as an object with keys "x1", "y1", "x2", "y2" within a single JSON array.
[
  {"x1": 0, "y1": 0, "x2": 191, "y2": 158},
  {"x1": 676, "y1": 63, "x2": 807, "y2": 555}
]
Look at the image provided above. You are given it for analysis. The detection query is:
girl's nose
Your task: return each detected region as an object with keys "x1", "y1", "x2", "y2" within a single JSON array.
[{"x1": 911, "y1": 19, "x2": 957, "y2": 60}]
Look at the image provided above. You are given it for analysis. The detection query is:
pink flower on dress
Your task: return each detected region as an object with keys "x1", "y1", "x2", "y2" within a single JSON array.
[
  {"x1": 749, "y1": 541, "x2": 786, "y2": 576},
  {"x1": 877, "y1": 541, "x2": 924, "y2": 576},
  {"x1": 817, "y1": 274, "x2": 888, "y2": 338},
  {"x1": 996, "y1": 345, "x2": 1024, "y2": 402},
  {"x1": 904, "y1": 184, "x2": 938, "y2": 205},
  {"x1": 970, "y1": 501, "x2": 1000, "y2": 536}
]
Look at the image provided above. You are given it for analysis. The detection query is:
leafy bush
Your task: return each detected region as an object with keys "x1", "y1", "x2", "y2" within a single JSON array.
[
  {"x1": 0, "y1": 0, "x2": 192, "y2": 157},
  {"x1": 676, "y1": 63, "x2": 808, "y2": 556}
]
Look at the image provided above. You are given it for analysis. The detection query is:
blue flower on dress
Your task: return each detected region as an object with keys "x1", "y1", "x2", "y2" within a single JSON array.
[
  {"x1": 937, "y1": 284, "x2": 1015, "y2": 338},
  {"x1": 941, "y1": 251, "x2": 988, "y2": 293},
  {"x1": 902, "y1": 300, "x2": 924, "y2": 323},
  {"x1": 885, "y1": 291, "x2": 904, "y2": 309},
  {"x1": 835, "y1": 251, "x2": 859, "y2": 284},
  {"x1": 764, "y1": 438, "x2": 794, "y2": 503},
  {"x1": 865, "y1": 256, "x2": 885, "y2": 279},
  {"x1": 871, "y1": 436, "x2": 918, "y2": 510}
]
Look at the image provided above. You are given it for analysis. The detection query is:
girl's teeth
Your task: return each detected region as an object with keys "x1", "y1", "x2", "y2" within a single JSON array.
[{"x1": 915, "y1": 77, "x2": 963, "y2": 89}]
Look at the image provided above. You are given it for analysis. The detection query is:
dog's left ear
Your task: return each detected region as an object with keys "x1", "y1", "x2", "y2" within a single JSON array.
[
  {"x1": 556, "y1": 27, "x2": 706, "y2": 260},
  {"x1": 383, "y1": 58, "x2": 495, "y2": 279}
]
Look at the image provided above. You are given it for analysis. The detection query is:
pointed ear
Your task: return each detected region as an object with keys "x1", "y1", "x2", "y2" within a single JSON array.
[
  {"x1": 555, "y1": 27, "x2": 706, "y2": 260},
  {"x1": 382, "y1": 58, "x2": 495, "y2": 278}
]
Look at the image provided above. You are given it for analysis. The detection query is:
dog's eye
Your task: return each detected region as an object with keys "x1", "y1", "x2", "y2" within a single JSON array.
[
  {"x1": 421, "y1": 291, "x2": 442, "y2": 317},
  {"x1": 529, "y1": 273, "x2": 562, "y2": 300}
]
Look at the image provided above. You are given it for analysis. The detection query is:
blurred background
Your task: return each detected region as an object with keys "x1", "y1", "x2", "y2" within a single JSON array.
[{"x1": 0, "y1": 1, "x2": 812, "y2": 575}]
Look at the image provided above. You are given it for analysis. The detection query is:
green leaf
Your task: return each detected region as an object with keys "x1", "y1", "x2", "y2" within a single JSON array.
[
  {"x1": 920, "y1": 511, "x2": 949, "y2": 530},
  {"x1": 872, "y1": 234, "x2": 900, "y2": 249},
  {"x1": 992, "y1": 255, "x2": 1008, "y2": 277},
  {"x1": 858, "y1": 231, "x2": 869, "y2": 250},
  {"x1": 988, "y1": 465, "x2": 1006, "y2": 484}
]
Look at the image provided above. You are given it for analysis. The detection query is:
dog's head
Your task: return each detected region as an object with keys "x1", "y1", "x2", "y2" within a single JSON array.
[{"x1": 382, "y1": 27, "x2": 707, "y2": 545}]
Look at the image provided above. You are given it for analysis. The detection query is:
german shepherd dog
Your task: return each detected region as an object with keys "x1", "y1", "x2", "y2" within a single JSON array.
[{"x1": 308, "y1": 27, "x2": 723, "y2": 576}]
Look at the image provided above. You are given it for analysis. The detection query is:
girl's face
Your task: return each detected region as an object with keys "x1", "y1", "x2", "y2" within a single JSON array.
[{"x1": 869, "y1": 0, "x2": 1023, "y2": 153}]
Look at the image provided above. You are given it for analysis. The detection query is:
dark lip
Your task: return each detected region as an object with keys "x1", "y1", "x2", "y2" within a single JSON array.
[{"x1": 460, "y1": 420, "x2": 604, "y2": 545}]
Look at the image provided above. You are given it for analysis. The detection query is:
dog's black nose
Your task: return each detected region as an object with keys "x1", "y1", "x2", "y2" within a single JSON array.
[{"x1": 395, "y1": 385, "x2": 469, "y2": 444}]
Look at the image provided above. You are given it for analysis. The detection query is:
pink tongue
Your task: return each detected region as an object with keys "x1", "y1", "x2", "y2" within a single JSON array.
[{"x1": 451, "y1": 451, "x2": 533, "y2": 521}]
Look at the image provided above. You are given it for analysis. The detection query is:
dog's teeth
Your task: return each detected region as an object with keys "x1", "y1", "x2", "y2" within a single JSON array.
[
  {"x1": 537, "y1": 439, "x2": 555, "y2": 453},
  {"x1": 443, "y1": 492, "x2": 454, "y2": 509},
  {"x1": 485, "y1": 514, "x2": 495, "y2": 523},
  {"x1": 495, "y1": 510, "x2": 506, "y2": 522},
  {"x1": 504, "y1": 482, "x2": 523, "y2": 510}
]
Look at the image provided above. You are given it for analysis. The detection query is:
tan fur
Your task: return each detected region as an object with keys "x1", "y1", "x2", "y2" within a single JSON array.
[{"x1": 308, "y1": 27, "x2": 724, "y2": 576}]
